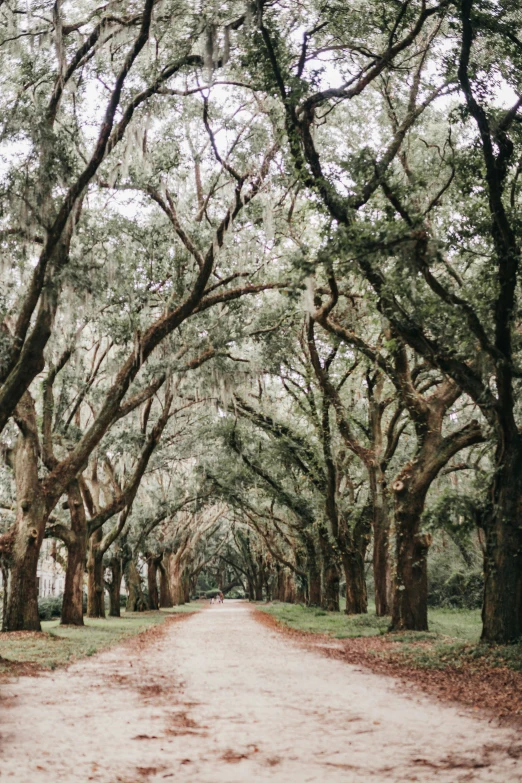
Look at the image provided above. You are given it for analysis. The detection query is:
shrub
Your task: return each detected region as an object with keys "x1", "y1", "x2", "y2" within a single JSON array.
[
  {"x1": 38, "y1": 595, "x2": 63, "y2": 620},
  {"x1": 38, "y1": 593, "x2": 88, "y2": 620},
  {"x1": 205, "y1": 589, "x2": 220, "y2": 599},
  {"x1": 225, "y1": 586, "x2": 246, "y2": 599},
  {"x1": 428, "y1": 569, "x2": 483, "y2": 609}
]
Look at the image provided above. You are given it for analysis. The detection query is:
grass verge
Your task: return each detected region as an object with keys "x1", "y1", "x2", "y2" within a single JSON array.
[
  {"x1": 0, "y1": 605, "x2": 201, "y2": 678},
  {"x1": 260, "y1": 602, "x2": 483, "y2": 643}
]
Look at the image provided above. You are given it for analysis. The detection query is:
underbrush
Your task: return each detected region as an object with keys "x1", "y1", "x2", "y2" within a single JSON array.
[{"x1": 0, "y1": 605, "x2": 201, "y2": 675}]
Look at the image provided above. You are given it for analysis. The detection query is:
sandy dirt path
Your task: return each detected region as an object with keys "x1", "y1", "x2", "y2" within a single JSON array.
[{"x1": 1, "y1": 602, "x2": 521, "y2": 782}]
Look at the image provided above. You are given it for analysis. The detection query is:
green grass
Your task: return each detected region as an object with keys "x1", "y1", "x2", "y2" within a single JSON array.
[
  {"x1": 428, "y1": 607, "x2": 482, "y2": 641},
  {"x1": 259, "y1": 602, "x2": 522, "y2": 672},
  {"x1": 261, "y1": 602, "x2": 389, "y2": 638},
  {"x1": 0, "y1": 605, "x2": 201, "y2": 674},
  {"x1": 260, "y1": 602, "x2": 481, "y2": 641}
]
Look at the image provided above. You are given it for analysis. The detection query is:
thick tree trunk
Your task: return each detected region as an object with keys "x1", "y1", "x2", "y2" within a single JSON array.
[
  {"x1": 295, "y1": 580, "x2": 306, "y2": 604},
  {"x1": 147, "y1": 556, "x2": 159, "y2": 610},
  {"x1": 322, "y1": 562, "x2": 340, "y2": 612},
  {"x1": 107, "y1": 556, "x2": 123, "y2": 617},
  {"x1": 167, "y1": 554, "x2": 184, "y2": 605},
  {"x1": 283, "y1": 571, "x2": 296, "y2": 603},
  {"x1": 339, "y1": 511, "x2": 370, "y2": 615},
  {"x1": 391, "y1": 486, "x2": 431, "y2": 631},
  {"x1": 304, "y1": 534, "x2": 321, "y2": 606},
  {"x1": 1, "y1": 562, "x2": 8, "y2": 631},
  {"x1": 273, "y1": 566, "x2": 283, "y2": 601},
  {"x1": 183, "y1": 576, "x2": 190, "y2": 604},
  {"x1": 61, "y1": 538, "x2": 85, "y2": 625},
  {"x1": 481, "y1": 441, "x2": 522, "y2": 642},
  {"x1": 125, "y1": 559, "x2": 147, "y2": 612},
  {"x1": 318, "y1": 526, "x2": 339, "y2": 612},
  {"x1": 158, "y1": 558, "x2": 172, "y2": 607},
  {"x1": 5, "y1": 396, "x2": 47, "y2": 632},
  {"x1": 6, "y1": 502, "x2": 46, "y2": 631},
  {"x1": 307, "y1": 570, "x2": 321, "y2": 605},
  {"x1": 343, "y1": 550, "x2": 368, "y2": 614},
  {"x1": 87, "y1": 530, "x2": 105, "y2": 618},
  {"x1": 371, "y1": 470, "x2": 392, "y2": 616},
  {"x1": 61, "y1": 481, "x2": 87, "y2": 626}
]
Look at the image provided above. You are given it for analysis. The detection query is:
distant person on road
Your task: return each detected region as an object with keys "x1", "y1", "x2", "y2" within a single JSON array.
[{"x1": 219, "y1": 591, "x2": 224, "y2": 603}]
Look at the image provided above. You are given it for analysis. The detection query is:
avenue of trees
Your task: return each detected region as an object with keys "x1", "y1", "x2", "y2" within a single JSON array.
[{"x1": 0, "y1": 0, "x2": 521, "y2": 643}]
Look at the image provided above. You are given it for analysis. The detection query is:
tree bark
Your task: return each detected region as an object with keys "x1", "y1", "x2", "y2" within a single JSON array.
[
  {"x1": 5, "y1": 395, "x2": 46, "y2": 632},
  {"x1": 481, "y1": 440, "x2": 522, "y2": 642},
  {"x1": 158, "y1": 557, "x2": 172, "y2": 607},
  {"x1": 61, "y1": 480, "x2": 87, "y2": 625},
  {"x1": 107, "y1": 556, "x2": 123, "y2": 617},
  {"x1": 167, "y1": 553, "x2": 184, "y2": 605},
  {"x1": 125, "y1": 559, "x2": 147, "y2": 612},
  {"x1": 318, "y1": 527, "x2": 340, "y2": 612},
  {"x1": 283, "y1": 570, "x2": 296, "y2": 603},
  {"x1": 305, "y1": 535, "x2": 322, "y2": 606},
  {"x1": 391, "y1": 483, "x2": 431, "y2": 631},
  {"x1": 343, "y1": 550, "x2": 368, "y2": 615},
  {"x1": 254, "y1": 576, "x2": 264, "y2": 602},
  {"x1": 1, "y1": 560, "x2": 9, "y2": 631},
  {"x1": 295, "y1": 580, "x2": 306, "y2": 604},
  {"x1": 87, "y1": 529, "x2": 105, "y2": 618},
  {"x1": 183, "y1": 575, "x2": 191, "y2": 604},
  {"x1": 147, "y1": 556, "x2": 160, "y2": 610},
  {"x1": 370, "y1": 468, "x2": 392, "y2": 616},
  {"x1": 273, "y1": 565, "x2": 282, "y2": 601}
]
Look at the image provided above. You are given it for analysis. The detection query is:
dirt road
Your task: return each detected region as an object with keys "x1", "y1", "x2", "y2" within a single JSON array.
[{"x1": 1, "y1": 602, "x2": 521, "y2": 782}]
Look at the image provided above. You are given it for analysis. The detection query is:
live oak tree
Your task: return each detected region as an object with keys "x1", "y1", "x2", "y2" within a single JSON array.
[
  {"x1": 0, "y1": 0, "x2": 292, "y2": 630},
  {"x1": 250, "y1": 0, "x2": 522, "y2": 640}
]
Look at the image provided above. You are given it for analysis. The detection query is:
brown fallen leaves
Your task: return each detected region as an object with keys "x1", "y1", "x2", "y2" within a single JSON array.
[{"x1": 255, "y1": 608, "x2": 522, "y2": 725}]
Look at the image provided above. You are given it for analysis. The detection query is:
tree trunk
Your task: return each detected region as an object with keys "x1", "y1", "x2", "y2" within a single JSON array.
[
  {"x1": 107, "y1": 556, "x2": 123, "y2": 617},
  {"x1": 343, "y1": 550, "x2": 368, "y2": 614},
  {"x1": 481, "y1": 440, "x2": 522, "y2": 642},
  {"x1": 125, "y1": 559, "x2": 147, "y2": 612},
  {"x1": 61, "y1": 480, "x2": 87, "y2": 626},
  {"x1": 183, "y1": 576, "x2": 190, "y2": 604},
  {"x1": 391, "y1": 485, "x2": 431, "y2": 631},
  {"x1": 308, "y1": 569, "x2": 321, "y2": 606},
  {"x1": 318, "y1": 526, "x2": 339, "y2": 612},
  {"x1": 338, "y1": 510, "x2": 370, "y2": 615},
  {"x1": 158, "y1": 558, "x2": 172, "y2": 607},
  {"x1": 87, "y1": 530, "x2": 105, "y2": 618},
  {"x1": 147, "y1": 556, "x2": 159, "y2": 610},
  {"x1": 167, "y1": 553, "x2": 184, "y2": 605},
  {"x1": 61, "y1": 538, "x2": 85, "y2": 625},
  {"x1": 371, "y1": 469, "x2": 392, "y2": 616},
  {"x1": 1, "y1": 561, "x2": 9, "y2": 631},
  {"x1": 295, "y1": 580, "x2": 306, "y2": 604},
  {"x1": 322, "y1": 561, "x2": 340, "y2": 612},
  {"x1": 283, "y1": 571, "x2": 295, "y2": 603},
  {"x1": 254, "y1": 577, "x2": 263, "y2": 602},
  {"x1": 273, "y1": 566, "x2": 283, "y2": 601},
  {"x1": 5, "y1": 396, "x2": 47, "y2": 632},
  {"x1": 304, "y1": 534, "x2": 321, "y2": 606}
]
